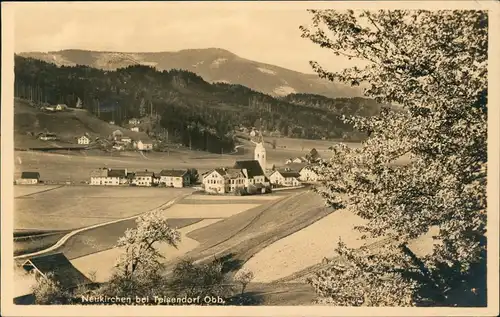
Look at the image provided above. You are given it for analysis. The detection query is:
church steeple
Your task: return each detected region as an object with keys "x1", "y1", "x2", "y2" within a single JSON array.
[{"x1": 254, "y1": 135, "x2": 266, "y2": 172}]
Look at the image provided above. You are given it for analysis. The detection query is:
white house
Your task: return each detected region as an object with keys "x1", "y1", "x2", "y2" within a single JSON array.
[
  {"x1": 90, "y1": 168, "x2": 128, "y2": 186},
  {"x1": 129, "y1": 118, "x2": 141, "y2": 125},
  {"x1": 109, "y1": 121, "x2": 115, "y2": 125},
  {"x1": 202, "y1": 168, "x2": 246, "y2": 194},
  {"x1": 130, "y1": 127, "x2": 140, "y2": 132},
  {"x1": 159, "y1": 169, "x2": 190, "y2": 188},
  {"x1": 132, "y1": 170, "x2": 156, "y2": 186},
  {"x1": 136, "y1": 140, "x2": 153, "y2": 151},
  {"x1": 299, "y1": 166, "x2": 322, "y2": 183},
  {"x1": 77, "y1": 135, "x2": 90, "y2": 145},
  {"x1": 16, "y1": 172, "x2": 40, "y2": 185},
  {"x1": 269, "y1": 170, "x2": 301, "y2": 187}
]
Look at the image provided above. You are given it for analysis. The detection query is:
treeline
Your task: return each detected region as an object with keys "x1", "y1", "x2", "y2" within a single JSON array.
[{"x1": 14, "y1": 56, "x2": 381, "y2": 151}]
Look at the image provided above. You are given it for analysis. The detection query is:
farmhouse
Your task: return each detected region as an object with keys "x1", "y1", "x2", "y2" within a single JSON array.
[
  {"x1": 299, "y1": 166, "x2": 322, "y2": 183},
  {"x1": 21, "y1": 253, "x2": 92, "y2": 291},
  {"x1": 77, "y1": 135, "x2": 90, "y2": 145},
  {"x1": 159, "y1": 169, "x2": 190, "y2": 188},
  {"x1": 132, "y1": 170, "x2": 156, "y2": 186},
  {"x1": 202, "y1": 168, "x2": 246, "y2": 194},
  {"x1": 38, "y1": 132, "x2": 57, "y2": 141},
  {"x1": 269, "y1": 170, "x2": 301, "y2": 187},
  {"x1": 128, "y1": 118, "x2": 141, "y2": 125},
  {"x1": 17, "y1": 172, "x2": 41, "y2": 185},
  {"x1": 135, "y1": 139, "x2": 153, "y2": 151},
  {"x1": 90, "y1": 168, "x2": 128, "y2": 185},
  {"x1": 130, "y1": 127, "x2": 140, "y2": 132}
]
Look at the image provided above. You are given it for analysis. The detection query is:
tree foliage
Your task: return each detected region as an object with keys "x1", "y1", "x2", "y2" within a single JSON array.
[
  {"x1": 32, "y1": 273, "x2": 72, "y2": 304},
  {"x1": 168, "y1": 258, "x2": 236, "y2": 300},
  {"x1": 114, "y1": 209, "x2": 181, "y2": 278},
  {"x1": 301, "y1": 9, "x2": 487, "y2": 306}
]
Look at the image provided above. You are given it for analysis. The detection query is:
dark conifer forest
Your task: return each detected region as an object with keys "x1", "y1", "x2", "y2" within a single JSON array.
[{"x1": 14, "y1": 55, "x2": 383, "y2": 152}]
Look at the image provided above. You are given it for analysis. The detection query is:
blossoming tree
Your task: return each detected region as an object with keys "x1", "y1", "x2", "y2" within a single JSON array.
[{"x1": 300, "y1": 9, "x2": 487, "y2": 306}]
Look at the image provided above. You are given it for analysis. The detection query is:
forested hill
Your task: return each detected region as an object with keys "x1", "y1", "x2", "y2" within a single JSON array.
[
  {"x1": 282, "y1": 93, "x2": 397, "y2": 117},
  {"x1": 14, "y1": 55, "x2": 379, "y2": 152}
]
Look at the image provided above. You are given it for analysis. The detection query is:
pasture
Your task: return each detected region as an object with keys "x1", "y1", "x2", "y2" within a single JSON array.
[
  {"x1": 240, "y1": 208, "x2": 379, "y2": 283},
  {"x1": 59, "y1": 190, "x2": 309, "y2": 284},
  {"x1": 14, "y1": 185, "x2": 192, "y2": 230}
]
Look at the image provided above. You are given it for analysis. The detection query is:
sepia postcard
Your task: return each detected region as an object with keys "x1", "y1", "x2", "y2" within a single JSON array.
[{"x1": 1, "y1": 1, "x2": 499, "y2": 316}]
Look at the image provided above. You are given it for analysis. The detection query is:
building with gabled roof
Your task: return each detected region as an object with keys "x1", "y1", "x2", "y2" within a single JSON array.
[
  {"x1": 233, "y1": 160, "x2": 265, "y2": 178},
  {"x1": 298, "y1": 165, "x2": 323, "y2": 183},
  {"x1": 90, "y1": 168, "x2": 128, "y2": 185},
  {"x1": 202, "y1": 168, "x2": 246, "y2": 194},
  {"x1": 202, "y1": 161, "x2": 271, "y2": 195},
  {"x1": 77, "y1": 135, "x2": 90, "y2": 145},
  {"x1": 135, "y1": 139, "x2": 153, "y2": 151},
  {"x1": 269, "y1": 170, "x2": 302, "y2": 187},
  {"x1": 17, "y1": 171, "x2": 41, "y2": 185},
  {"x1": 159, "y1": 169, "x2": 190, "y2": 188},
  {"x1": 20, "y1": 253, "x2": 92, "y2": 290},
  {"x1": 132, "y1": 170, "x2": 156, "y2": 187}
]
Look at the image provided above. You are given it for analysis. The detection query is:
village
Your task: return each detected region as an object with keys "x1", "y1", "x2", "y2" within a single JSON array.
[{"x1": 16, "y1": 133, "x2": 323, "y2": 195}]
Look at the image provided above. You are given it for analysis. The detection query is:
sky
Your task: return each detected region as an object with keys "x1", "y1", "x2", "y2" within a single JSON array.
[{"x1": 12, "y1": 2, "x2": 361, "y2": 74}]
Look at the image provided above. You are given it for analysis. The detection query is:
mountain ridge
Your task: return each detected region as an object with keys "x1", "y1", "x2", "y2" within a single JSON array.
[{"x1": 18, "y1": 48, "x2": 364, "y2": 99}]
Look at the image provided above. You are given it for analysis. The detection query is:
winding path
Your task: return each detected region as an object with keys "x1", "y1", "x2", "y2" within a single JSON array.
[{"x1": 13, "y1": 192, "x2": 193, "y2": 260}]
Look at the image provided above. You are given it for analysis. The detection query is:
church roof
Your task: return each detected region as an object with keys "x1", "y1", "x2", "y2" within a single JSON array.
[{"x1": 234, "y1": 160, "x2": 265, "y2": 178}]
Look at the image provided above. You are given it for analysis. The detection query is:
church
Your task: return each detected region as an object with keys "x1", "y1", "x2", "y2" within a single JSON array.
[{"x1": 201, "y1": 138, "x2": 271, "y2": 194}]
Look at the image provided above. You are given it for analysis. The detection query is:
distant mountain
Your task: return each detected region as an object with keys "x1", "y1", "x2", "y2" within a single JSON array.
[{"x1": 18, "y1": 48, "x2": 363, "y2": 99}]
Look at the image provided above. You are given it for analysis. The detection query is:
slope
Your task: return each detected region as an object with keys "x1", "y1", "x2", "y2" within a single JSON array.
[{"x1": 14, "y1": 98, "x2": 149, "y2": 149}]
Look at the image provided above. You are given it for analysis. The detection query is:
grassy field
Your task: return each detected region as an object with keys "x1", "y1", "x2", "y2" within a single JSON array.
[
  {"x1": 42, "y1": 217, "x2": 204, "y2": 260},
  {"x1": 14, "y1": 231, "x2": 70, "y2": 256},
  {"x1": 177, "y1": 190, "x2": 332, "y2": 269},
  {"x1": 241, "y1": 208, "x2": 382, "y2": 283},
  {"x1": 14, "y1": 186, "x2": 192, "y2": 230}
]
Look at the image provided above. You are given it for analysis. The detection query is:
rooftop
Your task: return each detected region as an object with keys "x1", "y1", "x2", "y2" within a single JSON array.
[
  {"x1": 21, "y1": 253, "x2": 92, "y2": 290},
  {"x1": 234, "y1": 160, "x2": 265, "y2": 178},
  {"x1": 160, "y1": 169, "x2": 187, "y2": 177},
  {"x1": 21, "y1": 172, "x2": 40, "y2": 179},
  {"x1": 108, "y1": 169, "x2": 127, "y2": 178}
]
